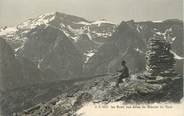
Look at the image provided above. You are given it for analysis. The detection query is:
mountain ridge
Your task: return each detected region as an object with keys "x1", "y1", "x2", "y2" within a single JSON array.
[{"x1": 0, "y1": 12, "x2": 183, "y2": 116}]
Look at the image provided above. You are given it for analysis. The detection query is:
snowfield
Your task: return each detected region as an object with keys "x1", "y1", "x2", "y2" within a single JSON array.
[{"x1": 0, "y1": 27, "x2": 17, "y2": 37}]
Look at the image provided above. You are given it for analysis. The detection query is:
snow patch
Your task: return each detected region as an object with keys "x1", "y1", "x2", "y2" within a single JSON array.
[
  {"x1": 0, "y1": 27, "x2": 17, "y2": 37},
  {"x1": 136, "y1": 25, "x2": 143, "y2": 32},
  {"x1": 135, "y1": 48, "x2": 144, "y2": 54},
  {"x1": 60, "y1": 23, "x2": 66, "y2": 28},
  {"x1": 86, "y1": 33, "x2": 92, "y2": 40},
  {"x1": 17, "y1": 12, "x2": 55, "y2": 30},
  {"x1": 71, "y1": 36, "x2": 79, "y2": 42},
  {"x1": 14, "y1": 37, "x2": 28, "y2": 52},
  {"x1": 170, "y1": 50, "x2": 184, "y2": 60},
  {"x1": 155, "y1": 32, "x2": 163, "y2": 35},
  {"x1": 167, "y1": 37, "x2": 176, "y2": 43},
  {"x1": 76, "y1": 20, "x2": 115, "y2": 27},
  {"x1": 94, "y1": 32, "x2": 112, "y2": 38},
  {"x1": 67, "y1": 25, "x2": 84, "y2": 35},
  {"x1": 38, "y1": 59, "x2": 44, "y2": 69},
  {"x1": 92, "y1": 20, "x2": 115, "y2": 27},
  {"x1": 84, "y1": 50, "x2": 95, "y2": 63},
  {"x1": 152, "y1": 20, "x2": 163, "y2": 23},
  {"x1": 171, "y1": 37, "x2": 176, "y2": 42},
  {"x1": 63, "y1": 30, "x2": 70, "y2": 37},
  {"x1": 76, "y1": 21, "x2": 91, "y2": 25}
]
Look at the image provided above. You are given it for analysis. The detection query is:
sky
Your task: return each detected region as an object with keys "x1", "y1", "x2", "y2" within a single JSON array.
[{"x1": 0, "y1": 0, "x2": 183, "y2": 26}]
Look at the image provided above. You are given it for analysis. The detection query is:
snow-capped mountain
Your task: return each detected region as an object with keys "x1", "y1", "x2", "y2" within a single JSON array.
[
  {"x1": 0, "y1": 12, "x2": 117, "y2": 63},
  {"x1": 0, "y1": 12, "x2": 118, "y2": 83},
  {"x1": 0, "y1": 12, "x2": 183, "y2": 83},
  {"x1": 0, "y1": 12, "x2": 116, "y2": 45}
]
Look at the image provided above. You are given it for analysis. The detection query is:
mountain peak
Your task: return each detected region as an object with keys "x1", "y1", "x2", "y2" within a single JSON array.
[
  {"x1": 54, "y1": 11, "x2": 89, "y2": 22},
  {"x1": 16, "y1": 11, "x2": 91, "y2": 30}
]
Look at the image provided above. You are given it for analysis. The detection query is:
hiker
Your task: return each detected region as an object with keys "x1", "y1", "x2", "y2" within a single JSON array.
[{"x1": 116, "y1": 60, "x2": 129, "y2": 87}]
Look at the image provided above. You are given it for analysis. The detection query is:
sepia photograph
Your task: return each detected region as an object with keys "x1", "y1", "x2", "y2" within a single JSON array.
[{"x1": 0, "y1": 0, "x2": 183, "y2": 116}]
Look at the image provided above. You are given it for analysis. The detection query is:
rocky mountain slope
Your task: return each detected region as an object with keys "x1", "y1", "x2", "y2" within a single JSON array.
[
  {"x1": 0, "y1": 78, "x2": 84, "y2": 116},
  {"x1": 0, "y1": 37, "x2": 45, "y2": 91},
  {"x1": 17, "y1": 26, "x2": 83, "y2": 80},
  {"x1": 1, "y1": 13, "x2": 183, "y2": 80},
  {"x1": 84, "y1": 20, "x2": 183, "y2": 77},
  {"x1": 15, "y1": 74, "x2": 183, "y2": 116},
  {"x1": 0, "y1": 12, "x2": 116, "y2": 63},
  {"x1": 0, "y1": 12, "x2": 117, "y2": 81},
  {"x1": 0, "y1": 38, "x2": 23, "y2": 91},
  {"x1": 0, "y1": 72, "x2": 182, "y2": 116}
]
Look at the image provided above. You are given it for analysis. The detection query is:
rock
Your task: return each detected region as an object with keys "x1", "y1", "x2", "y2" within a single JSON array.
[
  {"x1": 17, "y1": 74, "x2": 183, "y2": 115},
  {"x1": 84, "y1": 20, "x2": 183, "y2": 77},
  {"x1": 146, "y1": 33, "x2": 176, "y2": 77},
  {"x1": 18, "y1": 92, "x2": 93, "y2": 116}
]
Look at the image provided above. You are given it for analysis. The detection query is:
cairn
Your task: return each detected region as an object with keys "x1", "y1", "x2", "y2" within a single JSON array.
[{"x1": 145, "y1": 33, "x2": 176, "y2": 78}]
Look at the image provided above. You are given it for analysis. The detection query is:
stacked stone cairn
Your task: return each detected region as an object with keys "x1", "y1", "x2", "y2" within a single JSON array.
[{"x1": 146, "y1": 33, "x2": 176, "y2": 78}]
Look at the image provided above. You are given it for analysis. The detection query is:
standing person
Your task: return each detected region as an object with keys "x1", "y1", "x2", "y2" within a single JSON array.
[{"x1": 116, "y1": 60, "x2": 129, "y2": 87}]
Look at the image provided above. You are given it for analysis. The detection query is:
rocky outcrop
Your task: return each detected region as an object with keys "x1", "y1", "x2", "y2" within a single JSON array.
[
  {"x1": 146, "y1": 33, "x2": 176, "y2": 77},
  {"x1": 84, "y1": 20, "x2": 183, "y2": 77},
  {"x1": 16, "y1": 74, "x2": 183, "y2": 116},
  {"x1": 0, "y1": 79, "x2": 84, "y2": 116},
  {"x1": 84, "y1": 21, "x2": 146, "y2": 76},
  {"x1": 20, "y1": 92, "x2": 93, "y2": 116},
  {"x1": 137, "y1": 20, "x2": 184, "y2": 74}
]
